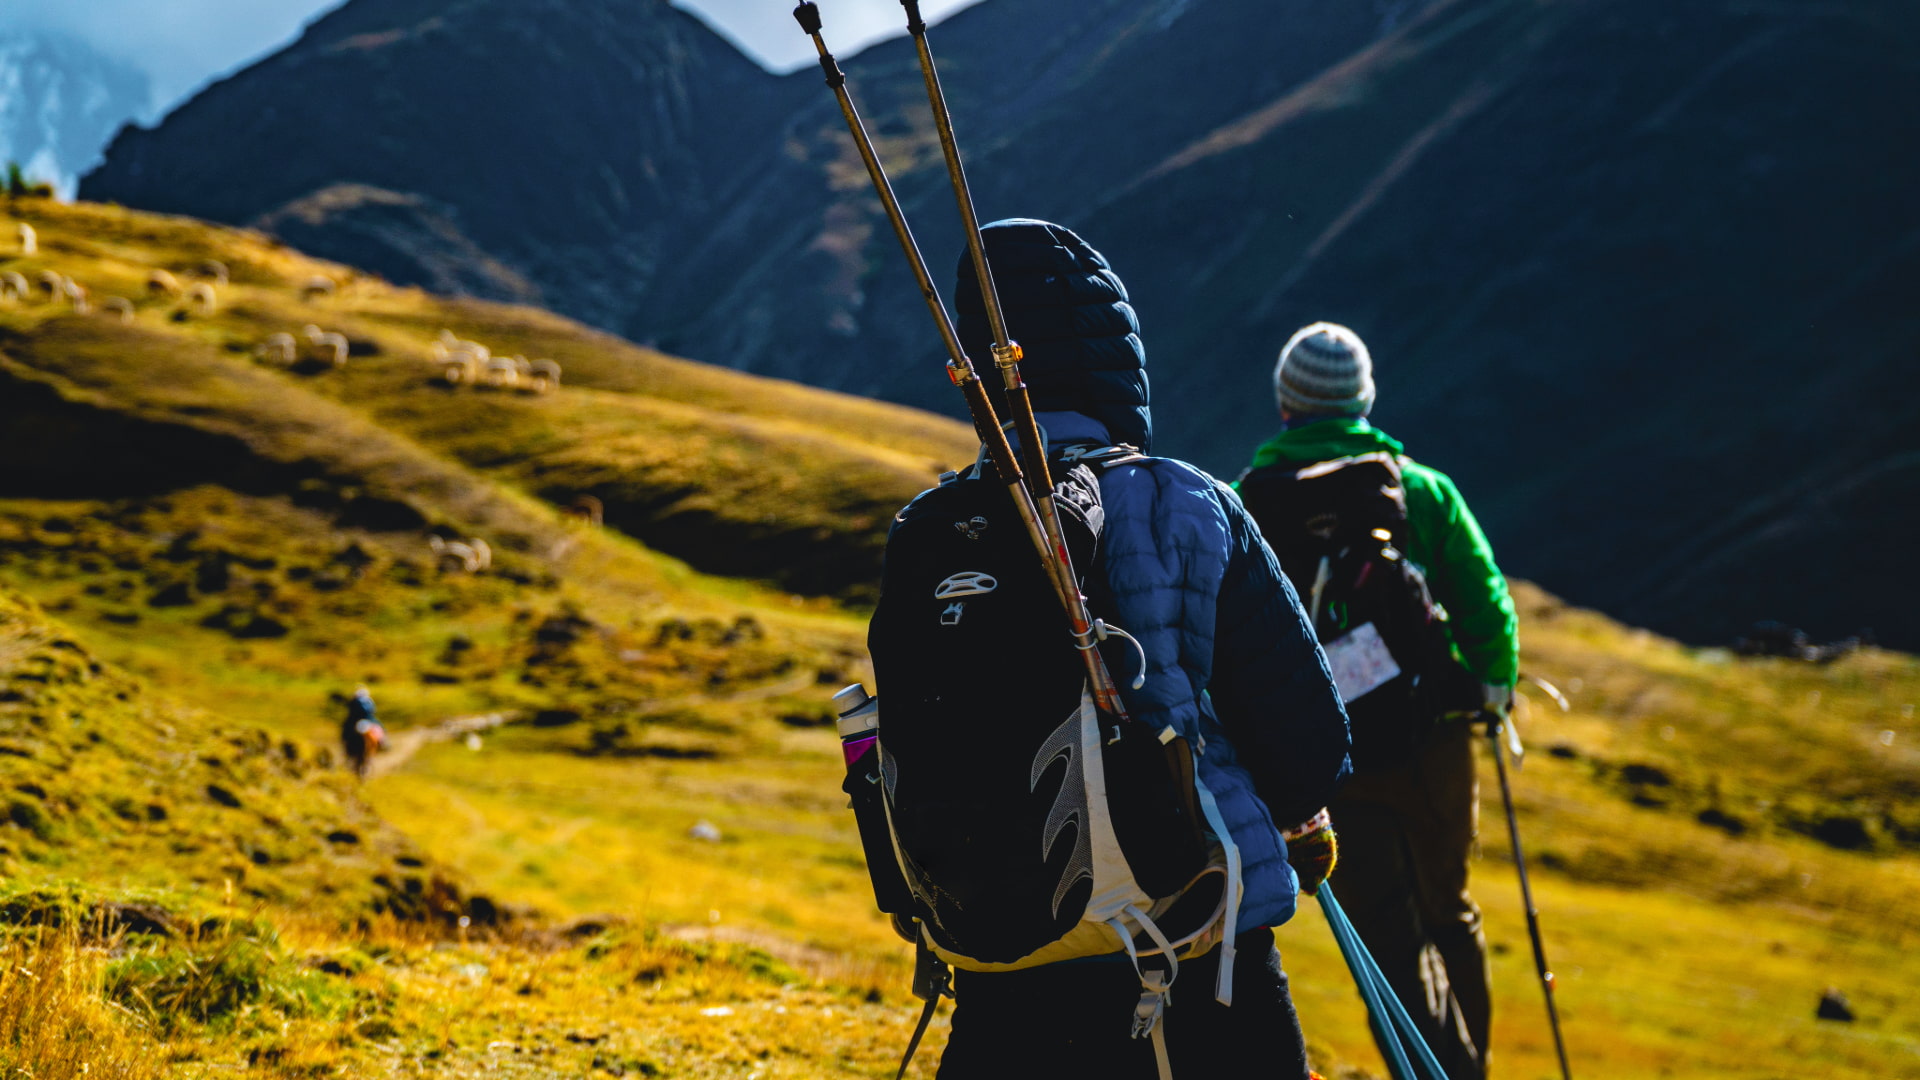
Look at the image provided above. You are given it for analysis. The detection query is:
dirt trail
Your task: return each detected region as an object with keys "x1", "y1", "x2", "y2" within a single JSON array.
[
  {"x1": 367, "y1": 671, "x2": 818, "y2": 778},
  {"x1": 369, "y1": 711, "x2": 517, "y2": 778}
]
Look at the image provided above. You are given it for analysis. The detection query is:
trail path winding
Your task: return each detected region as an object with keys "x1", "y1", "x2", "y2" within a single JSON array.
[{"x1": 367, "y1": 671, "x2": 818, "y2": 778}]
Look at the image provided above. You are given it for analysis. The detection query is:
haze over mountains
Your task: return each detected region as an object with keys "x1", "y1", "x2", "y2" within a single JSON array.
[
  {"x1": 80, "y1": 0, "x2": 1920, "y2": 648},
  {"x1": 0, "y1": 31, "x2": 149, "y2": 196}
]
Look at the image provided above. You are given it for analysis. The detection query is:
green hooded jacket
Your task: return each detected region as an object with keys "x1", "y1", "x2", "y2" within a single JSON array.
[{"x1": 1237, "y1": 417, "x2": 1519, "y2": 687}]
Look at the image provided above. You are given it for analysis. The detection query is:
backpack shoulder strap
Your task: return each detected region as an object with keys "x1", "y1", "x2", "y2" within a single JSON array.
[{"x1": 1292, "y1": 449, "x2": 1402, "y2": 482}]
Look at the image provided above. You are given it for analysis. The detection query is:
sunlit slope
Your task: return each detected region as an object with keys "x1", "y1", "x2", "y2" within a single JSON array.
[
  {"x1": 359, "y1": 581, "x2": 1920, "y2": 1078},
  {"x1": 0, "y1": 199, "x2": 976, "y2": 602},
  {"x1": 0, "y1": 584, "x2": 453, "y2": 920}
]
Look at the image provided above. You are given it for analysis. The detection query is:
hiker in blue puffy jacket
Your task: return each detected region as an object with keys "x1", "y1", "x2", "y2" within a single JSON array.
[{"x1": 934, "y1": 219, "x2": 1353, "y2": 1079}]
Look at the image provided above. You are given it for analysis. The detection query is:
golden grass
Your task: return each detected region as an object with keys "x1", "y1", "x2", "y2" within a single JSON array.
[
  {"x1": 0, "y1": 925, "x2": 161, "y2": 1078},
  {"x1": 0, "y1": 199, "x2": 1915, "y2": 1076}
]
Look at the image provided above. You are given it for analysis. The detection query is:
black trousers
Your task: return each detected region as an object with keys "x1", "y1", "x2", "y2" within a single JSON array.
[{"x1": 938, "y1": 928, "x2": 1312, "y2": 1079}]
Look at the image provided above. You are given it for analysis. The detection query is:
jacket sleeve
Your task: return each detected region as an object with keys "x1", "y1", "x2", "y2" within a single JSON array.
[
  {"x1": 1207, "y1": 482, "x2": 1351, "y2": 826},
  {"x1": 1408, "y1": 465, "x2": 1520, "y2": 687}
]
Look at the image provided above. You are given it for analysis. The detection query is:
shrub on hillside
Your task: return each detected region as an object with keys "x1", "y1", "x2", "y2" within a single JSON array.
[
  {"x1": 4, "y1": 162, "x2": 54, "y2": 200},
  {"x1": 106, "y1": 931, "x2": 357, "y2": 1035}
]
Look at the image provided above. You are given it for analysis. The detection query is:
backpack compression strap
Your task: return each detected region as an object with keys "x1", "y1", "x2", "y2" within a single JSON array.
[{"x1": 896, "y1": 928, "x2": 953, "y2": 1080}]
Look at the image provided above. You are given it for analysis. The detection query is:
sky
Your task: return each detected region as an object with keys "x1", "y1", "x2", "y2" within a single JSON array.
[{"x1": 0, "y1": 0, "x2": 983, "y2": 118}]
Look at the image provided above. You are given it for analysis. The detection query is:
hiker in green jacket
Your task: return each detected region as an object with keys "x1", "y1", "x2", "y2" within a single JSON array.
[{"x1": 1238, "y1": 322, "x2": 1518, "y2": 1080}]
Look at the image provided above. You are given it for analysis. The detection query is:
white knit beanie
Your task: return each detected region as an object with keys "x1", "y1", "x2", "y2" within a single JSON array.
[{"x1": 1274, "y1": 322, "x2": 1375, "y2": 417}]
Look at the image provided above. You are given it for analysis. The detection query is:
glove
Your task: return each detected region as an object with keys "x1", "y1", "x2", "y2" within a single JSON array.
[
  {"x1": 1284, "y1": 809, "x2": 1337, "y2": 896},
  {"x1": 1480, "y1": 683, "x2": 1514, "y2": 721}
]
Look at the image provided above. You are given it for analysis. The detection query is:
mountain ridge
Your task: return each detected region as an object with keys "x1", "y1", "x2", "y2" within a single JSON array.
[{"x1": 79, "y1": 0, "x2": 1920, "y2": 647}]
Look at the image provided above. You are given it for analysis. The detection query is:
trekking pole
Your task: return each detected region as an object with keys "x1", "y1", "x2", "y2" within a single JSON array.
[
  {"x1": 898, "y1": 0, "x2": 1045, "y2": 488},
  {"x1": 1317, "y1": 884, "x2": 1449, "y2": 1080},
  {"x1": 792, "y1": 2, "x2": 1139, "y2": 727},
  {"x1": 1486, "y1": 712, "x2": 1574, "y2": 1080},
  {"x1": 896, "y1": 0, "x2": 1113, "y2": 690}
]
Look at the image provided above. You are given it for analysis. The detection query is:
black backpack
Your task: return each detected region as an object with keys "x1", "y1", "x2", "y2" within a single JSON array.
[
  {"x1": 855, "y1": 447, "x2": 1232, "y2": 977},
  {"x1": 1236, "y1": 452, "x2": 1478, "y2": 769}
]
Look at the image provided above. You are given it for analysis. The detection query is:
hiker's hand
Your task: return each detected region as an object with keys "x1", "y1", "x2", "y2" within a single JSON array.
[
  {"x1": 1284, "y1": 809, "x2": 1337, "y2": 896},
  {"x1": 1480, "y1": 683, "x2": 1513, "y2": 720}
]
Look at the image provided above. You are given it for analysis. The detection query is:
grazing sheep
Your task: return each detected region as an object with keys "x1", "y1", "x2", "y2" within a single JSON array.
[
  {"x1": 442, "y1": 348, "x2": 482, "y2": 386},
  {"x1": 0, "y1": 271, "x2": 26, "y2": 303},
  {"x1": 258, "y1": 332, "x2": 297, "y2": 365},
  {"x1": 566, "y1": 494, "x2": 604, "y2": 527},
  {"x1": 527, "y1": 358, "x2": 562, "y2": 394},
  {"x1": 309, "y1": 331, "x2": 349, "y2": 368},
  {"x1": 186, "y1": 282, "x2": 218, "y2": 316},
  {"x1": 196, "y1": 260, "x2": 229, "y2": 286},
  {"x1": 428, "y1": 535, "x2": 486, "y2": 574},
  {"x1": 101, "y1": 296, "x2": 135, "y2": 324},
  {"x1": 146, "y1": 269, "x2": 183, "y2": 298},
  {"x1": 15, "y1": 223, "x2": 35, "y2": 256},
  {"x1": 483, "y1": 356, "x2": 521, "y2": 390},
  {"x1": 300, "y1": 275, "x2": 337, "y2": 301},
  {"x1": 61, "y1": 278, "x2": 89, "y2": 314},
  {"x1": 36, "y1": 270, "x2": 64, "y2": 301}
]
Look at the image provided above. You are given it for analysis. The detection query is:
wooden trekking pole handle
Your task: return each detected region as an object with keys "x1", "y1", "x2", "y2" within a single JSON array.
[{"x1": 796, "y1": 1, "x2": 1137, "y2": 725}]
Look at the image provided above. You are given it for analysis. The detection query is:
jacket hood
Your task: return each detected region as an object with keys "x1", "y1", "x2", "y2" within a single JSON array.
[{"x1": 955, "y1": 219, "x2": 1151, "y2": 452}]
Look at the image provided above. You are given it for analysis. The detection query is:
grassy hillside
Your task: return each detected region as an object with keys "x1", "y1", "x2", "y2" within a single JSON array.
[
  {"x1": 0, "y1": 198, "x2": 976, "y2": 605},
  {"x1": 0, "y1": 199, "x2": 1914, "y2": 1077}
]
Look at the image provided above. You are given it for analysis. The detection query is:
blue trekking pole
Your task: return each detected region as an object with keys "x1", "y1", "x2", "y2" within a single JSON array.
[{"x1": 1317, "y1": 883, "x2": 1450, "y2": 1080}]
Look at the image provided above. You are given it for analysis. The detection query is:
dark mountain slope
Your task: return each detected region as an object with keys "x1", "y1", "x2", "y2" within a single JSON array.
[
  {"x1": 646, "y1": 0, "x2": 1431, "y2": 398},
  {"x1": 1075, "y1": 0, "x2": 1920, "y2": 644},
  {"x1": 84, "y1": 0, "x2": 784, "y2": 322},
  {"x1": 79, "y1": 0, "x2": 1920, "y2": 646}
]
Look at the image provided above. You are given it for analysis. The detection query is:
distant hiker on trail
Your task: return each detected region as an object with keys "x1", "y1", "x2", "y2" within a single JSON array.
[
  {"x1": 1235, "y1": 323, "x2": 1520, "y2": 1080},
  {"x1": 340, "y1": 685, "x2": 385, "y2": 780},
  {"x1": 865, "y1": 220, "x2": 1353, "y2": 1079}
]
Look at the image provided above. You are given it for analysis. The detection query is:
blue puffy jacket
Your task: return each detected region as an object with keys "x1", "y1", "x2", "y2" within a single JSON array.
[
  {"x1": 953, "y1": 218, "x2": 1349, "y2": 931},
  {"x1": 1039, "y1": 412, "x2": 1353, "y2": 929}
]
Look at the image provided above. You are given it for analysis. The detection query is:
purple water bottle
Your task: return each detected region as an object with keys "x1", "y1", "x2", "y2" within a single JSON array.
[{"x1": 834, "y1": 684, "x2": 879, "y2": 768}]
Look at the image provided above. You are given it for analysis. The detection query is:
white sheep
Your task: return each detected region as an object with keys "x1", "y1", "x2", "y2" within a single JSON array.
[
  {"x1": 186, "y1": 282, "x2": 218, "y2": 316},
  {"x1": 442, "y1": 348, "x2": 482, "y2": 386},
  {"x1": 61, "y1": 277, "x2": 89, "y2": 315},
  {"x1": 258, "y1": 332, "x2": 297, "y2": 365},
  {"x1": 312, "y1": 331, "x2": 349, "y2": 368},
  {"x1": 15, "y1": 223, "x2": 35, "y2": 256},
  {"x1": 468, "y1": 538, "x2": 492, "y2": 572},
  {"x1": 36, "y1": 270, "x2": 63, "y2": 302},
  {"x1": 527, "y1": 359, "x2": 562, "y2": 394},
  {"x1": 483, "y1": 356, "x2": 521, "y2": 390},
  {"x1": 146, "y1": 269, "x2": 182, "y2": 298},
  {"x1": 0, "y1": 271, "x2": 26, "y2": 303},
  {"x1": 196, "y1": 260, "x2": 229, "y2": 286},
  {"x1": 428, "y1": 536, "x2": 484, "y2": 574},
  {"x1": 101, "y1": 296, "x2": 135, "y2": 324},
  {"x1": 300, "y1": 275, "x2": 337, "y2": 301}
]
